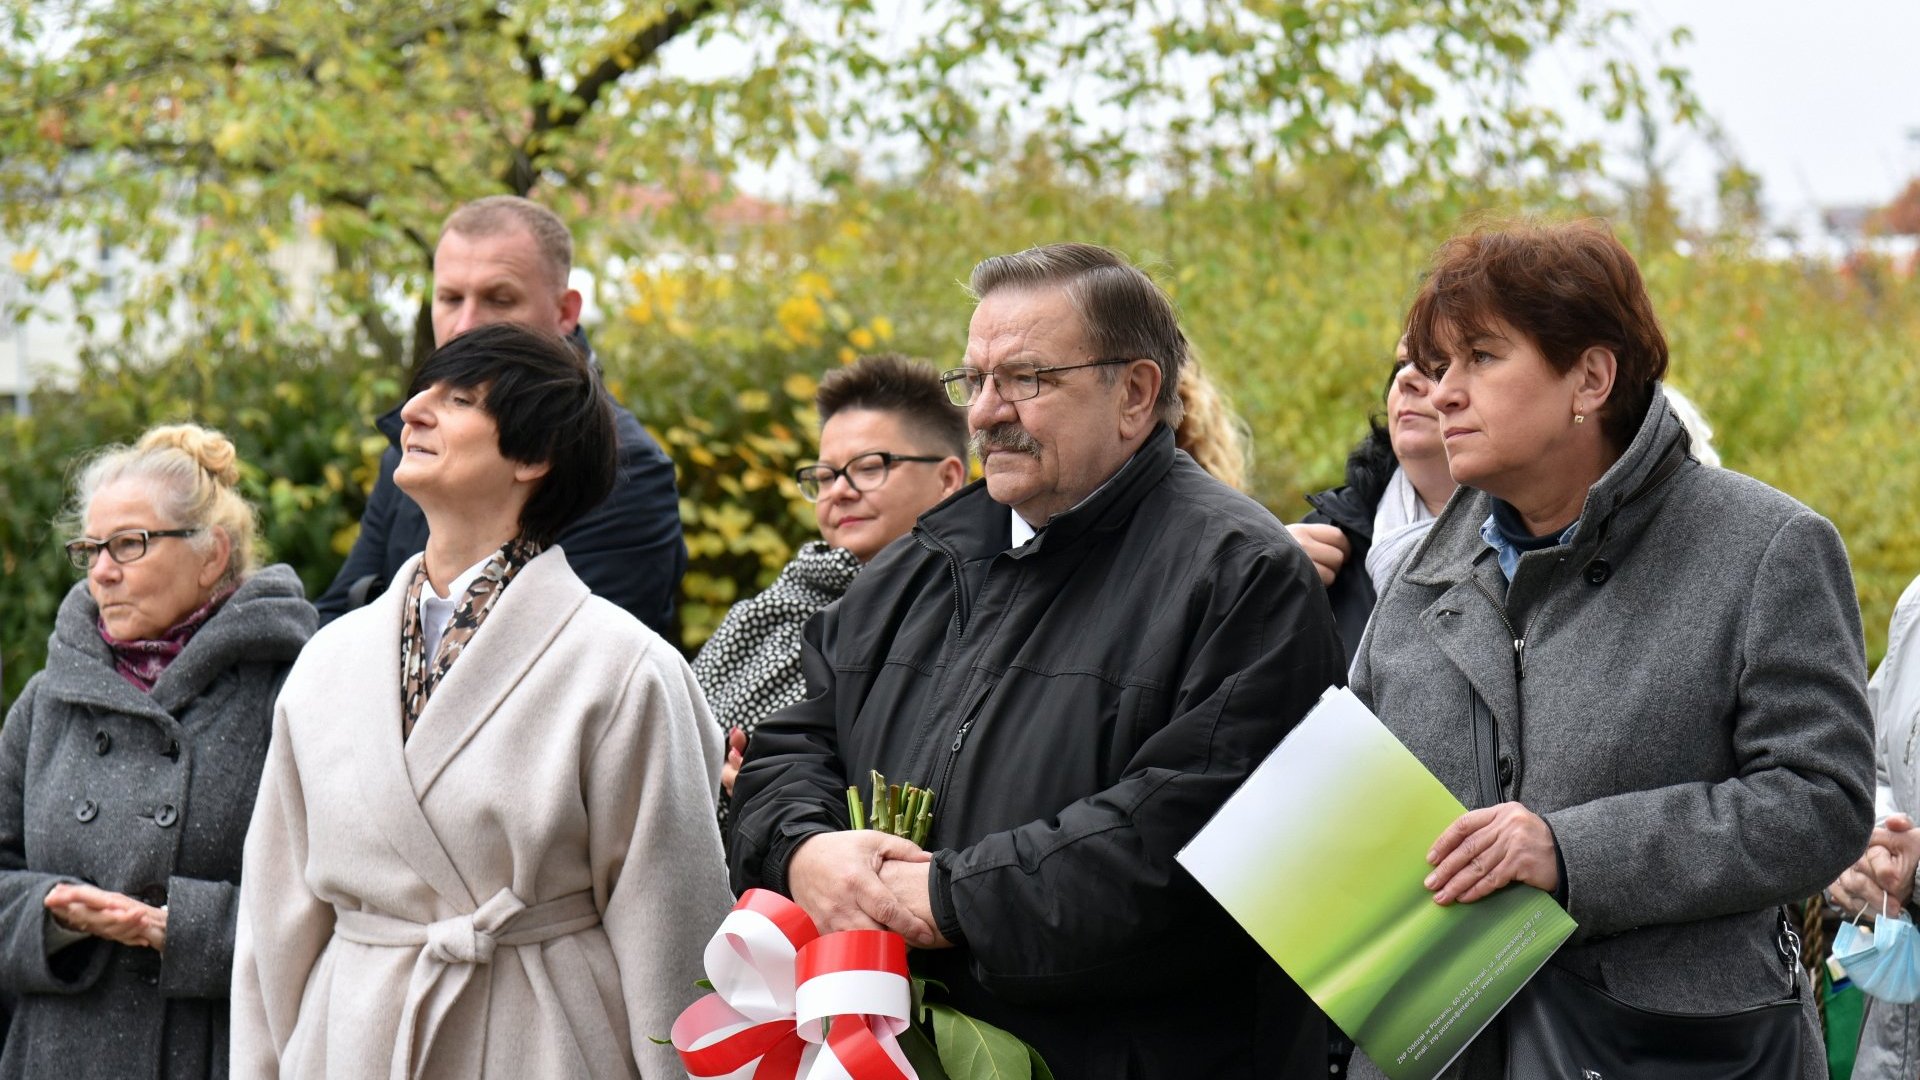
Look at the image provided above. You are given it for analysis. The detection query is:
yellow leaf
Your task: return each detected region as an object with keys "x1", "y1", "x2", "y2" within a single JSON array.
[
  {"x1": 871, "y1": 315, "x2": 894, "y2": 341},
  {"x1": 848, "y1": 327, "x2": 876, "y2": 350},
  {"x1": 796, "y1": 271, "x2": 834, "y2": 299},
  {"x1": 777, "y1": 294, "x2": 826, "y2": 345},
  {"x1": 8, "y1": 248, "x2": 36, "y2": 274},
  {"x1": 213, "y1": 119, "x2": 250, "y2": 156},
  {"x1": 783, "y1": 373, "x2": 818, "y2": 401},
  {"x1": 737, "y1": 389, "x2": 771, "y2": 412}
]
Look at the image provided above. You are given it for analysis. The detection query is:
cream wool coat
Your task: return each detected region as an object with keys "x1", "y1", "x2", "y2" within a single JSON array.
[{"x1": 230, "y1": 548, "x2": 733, "y2": 1079}]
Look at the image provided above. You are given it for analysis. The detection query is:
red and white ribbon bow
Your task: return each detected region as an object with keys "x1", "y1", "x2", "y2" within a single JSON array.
[{"x1": 673, "y1": 889, "x2": 919, "y2": 1080}]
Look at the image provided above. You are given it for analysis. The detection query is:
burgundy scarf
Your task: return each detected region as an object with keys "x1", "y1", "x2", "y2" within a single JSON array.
[{"x1": 98, "y1": 585, "x2": 237, "y2": 693}]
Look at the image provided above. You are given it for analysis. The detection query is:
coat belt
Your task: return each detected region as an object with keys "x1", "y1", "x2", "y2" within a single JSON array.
[{"x1": 333, "y1": 888, "x2": 601, "y2": 1080}]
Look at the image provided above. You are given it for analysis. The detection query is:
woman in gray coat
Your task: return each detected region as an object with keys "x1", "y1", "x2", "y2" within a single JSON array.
[
  {"x1": 0, "y1": 424, "x2": 315, "y2": 1079},
  {"x1": 1348, "y1": 220, "x2": 1875, "y2": 1079}
]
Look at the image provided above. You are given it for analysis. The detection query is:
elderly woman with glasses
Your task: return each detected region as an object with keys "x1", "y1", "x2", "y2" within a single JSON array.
[
  {"x1": 0, "y1": 423, "x2": 315, "y2": 1080},
  {"x1": 695, "y1": 354, "x2": 967, "y2": 812},
  {"x1": 231, "y1": 323, "x2": 734, "y2": 1079}
]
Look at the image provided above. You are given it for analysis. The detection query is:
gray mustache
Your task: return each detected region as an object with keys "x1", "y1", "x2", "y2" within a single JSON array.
[{"x1": 970, "y1": 425, "x2": 1042, "y2": 459}]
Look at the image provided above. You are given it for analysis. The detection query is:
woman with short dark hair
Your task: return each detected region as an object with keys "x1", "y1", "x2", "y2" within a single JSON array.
[
  {"x1": 1348, "y1": 220, "x2": 1874, "y2": 1079},
  {"x1": 0, "y1": 423, "x2": 314, "y2": 1079},
  {"x1": 232, "y1": 323, "x2": 733, "y2": 1078},
  {"x1": 696, "y1": 354, "x2": 966, "y2": 812}
]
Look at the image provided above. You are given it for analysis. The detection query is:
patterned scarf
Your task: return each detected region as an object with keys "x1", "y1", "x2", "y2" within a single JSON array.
[
  {"x1": 399, "y1": 537, "x2": 542, "y2": 739},
  {"x1": 98, "y1": 585, "x2": 237, "y2": 692}
]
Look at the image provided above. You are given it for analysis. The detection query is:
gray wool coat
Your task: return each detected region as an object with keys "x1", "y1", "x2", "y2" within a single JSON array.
[
  {"x1": 0, "y1": 565, "x2": 314, "y2": 1080},
  {"x1": 1348, "y1": 388, "x2": 1875, "y2": 1080}
]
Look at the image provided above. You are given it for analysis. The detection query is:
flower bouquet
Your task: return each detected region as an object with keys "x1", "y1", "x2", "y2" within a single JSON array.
[{"x1": 671, "y1": 772, "x2": 1051, "y2": 1080}]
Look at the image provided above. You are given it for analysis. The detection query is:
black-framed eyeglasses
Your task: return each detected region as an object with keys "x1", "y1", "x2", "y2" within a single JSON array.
[
  {"x1": 939, "y1": 358, "x2": 1135, "y2": 407},
  {"x1": 65, "y1": 528, "x2": 200, "y2": 571},
  {"x1": 794, "y1": 452, "x2": 945, "y2": 502}
]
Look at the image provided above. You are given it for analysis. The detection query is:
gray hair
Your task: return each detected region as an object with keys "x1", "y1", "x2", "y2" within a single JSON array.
[
  {"x1": 967, "y1": 242, "x2": 1187, "y2": 426},
  {"x1": 61, "y1": 424, "x2": 262, "y2": 589},
  {"x1": 439, "y1": 196, "x2": 574, "y2": 292}
]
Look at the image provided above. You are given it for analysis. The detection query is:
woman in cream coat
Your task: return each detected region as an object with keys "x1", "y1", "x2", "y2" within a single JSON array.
[{"x1": 231, "y1": 324, "x2": 733, "y2": 1078}]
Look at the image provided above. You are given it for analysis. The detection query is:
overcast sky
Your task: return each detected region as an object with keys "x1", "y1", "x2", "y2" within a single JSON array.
[{"x1": 1617, "y1": 0, "x2": 1920, "y2": 227}]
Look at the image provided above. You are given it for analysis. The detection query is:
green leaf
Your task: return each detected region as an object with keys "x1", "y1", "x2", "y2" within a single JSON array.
[
  {"x1": 1028, "y1": 1046, "x2": 1056, "y2": 1080},
  {"x1": 927, "y1": 1004, "x2": 1031, "y2": 1080},
  {"x1": 897, "y1": 1023, "x2": 953, "y2": 1080}
]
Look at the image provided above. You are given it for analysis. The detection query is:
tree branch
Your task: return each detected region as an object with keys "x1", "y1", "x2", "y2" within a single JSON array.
[{"x1": 503, "y1": 0, "x2": 719, "y2": 189}]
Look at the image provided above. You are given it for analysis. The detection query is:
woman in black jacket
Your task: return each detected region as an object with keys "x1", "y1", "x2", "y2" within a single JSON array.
[{"x1": 1291, "y1": 339, "x2": 1453, "y2": 663}]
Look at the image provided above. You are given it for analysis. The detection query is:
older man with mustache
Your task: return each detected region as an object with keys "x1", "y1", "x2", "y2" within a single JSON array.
[{"x1": 730, "y1": 243, "x2": 1343, "y2": 1079}]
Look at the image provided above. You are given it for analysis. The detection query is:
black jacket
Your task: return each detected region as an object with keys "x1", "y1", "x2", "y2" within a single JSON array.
[
  {"x1": 313, "y1": 357, "x2": 685, "y2": 635},
  {"x1": 1302, "y1": 429, "x2": 1399, "y2": 666},
  {"x1": 730, "y1": 425, "x2": 1343, "y2": 1079}
]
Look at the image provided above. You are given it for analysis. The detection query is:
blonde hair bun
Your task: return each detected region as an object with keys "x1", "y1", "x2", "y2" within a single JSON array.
[{"x1": 137, "y1": 424, "x2": 241, "y2": 487}]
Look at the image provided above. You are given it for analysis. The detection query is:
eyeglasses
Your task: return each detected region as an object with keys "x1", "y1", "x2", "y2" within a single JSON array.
[
  {"x1": 65, "y1": 528, "x2": 200, "y2": 571},
  {"x1": 938, "y1": 358, "x2": 1135, "y2": 407},
  {"x1": 794, "y1": 452, "x2": 945, "y2": 502}
]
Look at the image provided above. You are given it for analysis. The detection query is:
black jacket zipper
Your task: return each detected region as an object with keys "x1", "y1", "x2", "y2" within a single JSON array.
[{"x1": 1470, "y1": 575, "x2": 1528, "y2": 682}]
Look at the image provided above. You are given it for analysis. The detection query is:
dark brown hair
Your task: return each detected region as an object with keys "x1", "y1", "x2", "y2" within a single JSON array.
[
  {"x1": 968, "y1": 242, "x2": 1188, "y2": 426},
  {"x1": 815, "y1": 354, "x2": 967, "y2": 459},
  {"x1": 1404, "y1": 219, "x2": 1669, "y2": 449}
]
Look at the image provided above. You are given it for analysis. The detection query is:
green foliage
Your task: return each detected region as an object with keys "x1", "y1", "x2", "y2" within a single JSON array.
[
  {"x1": 1641, "y1": 251, "x2": 1920, "y2": 662},
  {"x1": 926, "y1": 1003, "x2": 1041, "y2": 1080},
  {"x1": 0, "y1": 0, "x2": 1686, "y2": 363},
  {"x1": 0, "y1": 339, "x2": 392, "y2": 701},
  {"x1": 603, "y1": 260, "x2": 894, "y2": 648},
  {"x1": 6, "y1": 174, "x2": 1918, "y2": 701},
  {"x1": 597, "y1": 166, "x2": 1920, "y2": 667},
  {"x1": 5, "y1": 0, "x2": 1907, "y2": 706}
]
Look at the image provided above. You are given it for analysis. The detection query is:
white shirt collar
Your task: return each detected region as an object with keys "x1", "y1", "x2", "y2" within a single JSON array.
[
  {"x1": 419, "y1": 553, "x2": 494, "y2": 661},
  {"x1": 1009, "y1": 510, "x2": 1038, "y2": 549},
  {"x1": 1004, "y1": 445, "x2": 1145, "y2": 551}
]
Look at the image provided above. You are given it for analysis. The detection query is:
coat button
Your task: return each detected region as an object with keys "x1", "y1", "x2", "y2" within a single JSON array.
[
  {"x1": 94, "y1": 731, "x2": 112, "y2": 755},
  {"x1": 162, "y1": 739, "x2": 179, "y2": 762},
  {"x1": 75, "y1": 799, "x2": 98, "y2": 823},
  {"x1": 1584, "y1": 559, "x2": 1612, "y2": 586},
  {"x1": 1496, "y1": 756, "x2": 1515, "y2": 787},
  {"x1": 154, "y1": 804, "x2": 178, "y2": 828}
]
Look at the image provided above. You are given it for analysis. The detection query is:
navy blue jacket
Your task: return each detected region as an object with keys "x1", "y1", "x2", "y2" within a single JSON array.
[{"x1": 314, "y1": 353, "x2": 685, "y2": 635}]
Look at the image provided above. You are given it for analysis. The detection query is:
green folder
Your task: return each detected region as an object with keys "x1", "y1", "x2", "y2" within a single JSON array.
[{"x1": 1178, "y1": 686, "x2": 1576, "y2": 1080}]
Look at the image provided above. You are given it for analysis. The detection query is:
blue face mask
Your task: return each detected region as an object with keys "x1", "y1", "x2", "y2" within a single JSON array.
[{"x1": 1834, "y1": 908, "x2": 1920, "y2": 1004}]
